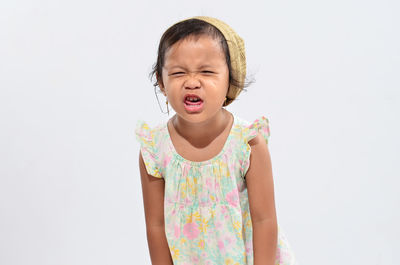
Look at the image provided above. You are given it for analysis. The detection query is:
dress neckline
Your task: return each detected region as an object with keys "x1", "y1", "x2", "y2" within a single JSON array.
[{"x1": 165, "y1": 111, "x2": 236, "y2": 166}]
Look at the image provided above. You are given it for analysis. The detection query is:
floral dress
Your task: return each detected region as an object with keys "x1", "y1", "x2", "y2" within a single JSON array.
[{"x1": 135, "y1": 112, "x2": 297, "y2": 265}]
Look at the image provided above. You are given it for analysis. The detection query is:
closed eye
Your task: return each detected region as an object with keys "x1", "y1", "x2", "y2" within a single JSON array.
[
  {"x1": 170, "y1": 72, "x2": 185, "y2": 76},
  {"x1": 201, "y1": 70, "x2": 214, "y2": 74}
]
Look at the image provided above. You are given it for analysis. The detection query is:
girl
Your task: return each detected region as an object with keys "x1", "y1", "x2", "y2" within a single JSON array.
[{"x1": 135, "y1": 16, "x2": 297, "y2": 265}]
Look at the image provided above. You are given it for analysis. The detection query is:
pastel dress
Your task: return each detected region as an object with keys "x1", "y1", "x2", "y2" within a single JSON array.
[{"x1": 135, "y1": 113, "x2": 297, "y2": 265}]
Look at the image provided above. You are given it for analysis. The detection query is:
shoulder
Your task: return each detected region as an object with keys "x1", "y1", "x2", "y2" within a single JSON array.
[
  {"x1": 135, "y1": 119, "x2": 166, "y2": 137},
  {"x1": 233, "y1": 114, "x2": 271, "y2": 178},
  {"x1": 248, "y1": 133, "x2": 267, "y2": 149},
  {"x1": 233, "y1": 114, "x2": 271, "y2": 145},
  {"x1": 135, "y1": 119, "x2": 169, "y2": 179},
  {"x1": 135, "y1": 119, "x2": 168, "y2": 148}
]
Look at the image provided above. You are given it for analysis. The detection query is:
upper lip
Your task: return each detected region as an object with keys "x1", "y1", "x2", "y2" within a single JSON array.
[{"x1": 183, "y1": 94, "x2": 203, "y2": 102}]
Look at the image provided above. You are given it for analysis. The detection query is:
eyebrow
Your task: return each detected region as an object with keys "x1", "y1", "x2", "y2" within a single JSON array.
[
  {"x1": 198, "y1": 64, "x2": 215, "y2": 69},
  {"x1": 166, "y1": 64, "x2": 216, "y2": 70}
]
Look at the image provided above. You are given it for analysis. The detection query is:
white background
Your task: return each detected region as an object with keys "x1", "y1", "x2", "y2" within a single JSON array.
[{"x1": 1, "y1": 0, "x2": 399, "y2": 264}]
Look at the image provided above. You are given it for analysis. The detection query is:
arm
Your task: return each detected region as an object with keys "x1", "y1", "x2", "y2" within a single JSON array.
[
  {"x1": 139, "y1": 150, "x2": 174, "y2": 265},
  {"x1": 245, "y1": 134, "x2": 278, "y2": 265}
]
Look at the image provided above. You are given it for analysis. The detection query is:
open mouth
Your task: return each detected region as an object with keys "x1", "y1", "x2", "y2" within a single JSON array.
[
  {"x1": 184, "y1": 94, "x2": 204, "y2": 112},
  {"x1": 184, "y1": 94, "x2": 203, "y2": 105}
]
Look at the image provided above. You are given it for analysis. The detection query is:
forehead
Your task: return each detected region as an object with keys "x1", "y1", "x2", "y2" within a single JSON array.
[{"x1": 163, "y1": 35, "x2": 226, "y2": 67}]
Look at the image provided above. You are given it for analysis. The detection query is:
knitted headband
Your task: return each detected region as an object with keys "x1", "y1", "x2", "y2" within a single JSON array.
[{"x1": 181, "y1": 16, "x2": 247, "y2": 106}]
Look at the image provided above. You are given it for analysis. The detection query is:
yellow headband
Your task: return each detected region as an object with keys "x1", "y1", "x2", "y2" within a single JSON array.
[{"x1": 183, "y1": 16, "x2": 247, "y2": 106}]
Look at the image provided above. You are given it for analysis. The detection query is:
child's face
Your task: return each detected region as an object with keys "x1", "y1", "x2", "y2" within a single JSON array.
[{"x1": 159, "y1": 34, "x2": 229, "y2": 123}]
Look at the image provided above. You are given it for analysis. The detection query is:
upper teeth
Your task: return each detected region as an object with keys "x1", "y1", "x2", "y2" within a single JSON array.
[{"x1": 187, "y1": 97, "x2": 199, "y2": 101}]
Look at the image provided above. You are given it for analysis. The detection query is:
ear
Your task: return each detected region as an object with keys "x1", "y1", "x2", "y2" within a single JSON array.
[{"x1": 156, "y1": 72, "x2": 166, "y2": 96}]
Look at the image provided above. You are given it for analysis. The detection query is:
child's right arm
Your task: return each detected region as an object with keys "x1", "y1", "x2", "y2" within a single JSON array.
[{"x1": 139, "y1": 151, "x2": 174, "y2": 265}]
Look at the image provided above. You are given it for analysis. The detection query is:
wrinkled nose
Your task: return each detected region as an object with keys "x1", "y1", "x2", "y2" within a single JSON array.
[{"x1": 184, "y1": 74, "x2": 201, "y2": 89}]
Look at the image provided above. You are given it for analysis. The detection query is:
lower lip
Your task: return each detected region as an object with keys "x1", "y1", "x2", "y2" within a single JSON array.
[{"x1": 184, "y1": 100, "x2": 204, "y2": 112}]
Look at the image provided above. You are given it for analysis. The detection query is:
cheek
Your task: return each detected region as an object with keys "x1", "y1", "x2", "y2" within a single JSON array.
[
  {"x1": 214, "y1": 73, "x2": 230, "y2": 92},
  {"x1": 163, "y1": 77, "x2": 182, "y2": 91},
  {"x1": 218, "y1": 67, "x2": 230, "y2": 89}
]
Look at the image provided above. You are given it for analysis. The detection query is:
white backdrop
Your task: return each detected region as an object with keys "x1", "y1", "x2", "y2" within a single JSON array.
[{"x1": 1, "y1": 0, "x2": 399, "y2": 264}]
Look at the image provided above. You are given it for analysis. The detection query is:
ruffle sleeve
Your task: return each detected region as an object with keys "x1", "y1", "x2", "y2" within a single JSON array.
[
  {"x1": 135, "y1": 120, "x2": 163, "y2": 178},
  {"x1": 240, "y1": 116, "x2": 271, "y2": 178}
]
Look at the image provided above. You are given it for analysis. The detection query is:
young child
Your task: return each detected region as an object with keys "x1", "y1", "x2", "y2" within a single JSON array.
[{"x1": 135, "y1": 16, "x2": 297, "y2": 265}]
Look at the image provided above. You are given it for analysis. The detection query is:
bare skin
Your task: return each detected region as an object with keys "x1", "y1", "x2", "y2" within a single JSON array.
[
  {"x1": 167, "y1": 108, "x2": 233, "y2": 162},
  {"x1": 158, "y1": 35, "x2": 230, "y2": 142},
  {"x1": 139, "y1": 34, "x2": 277, "y2": 265},
  {"x1": 139, "y1": 153, "x2": 173, "y2": 265},
  {"x1": 246, "y1": 133, "x2": 278, "y2": 265}
]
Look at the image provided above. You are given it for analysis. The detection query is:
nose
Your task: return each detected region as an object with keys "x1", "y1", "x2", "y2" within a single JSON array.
[{"x1": 184, "y1": 73, "x2": 201, "y2": 89}]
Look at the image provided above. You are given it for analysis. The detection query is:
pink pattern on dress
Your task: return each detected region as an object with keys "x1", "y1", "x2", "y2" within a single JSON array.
[
  {"x1": 174, "y1": 224, "x2": 180, "y2": 239},
  {"x1": 183, "y1": 222, "x2": 200, "y2": 240},
  {"x1": 217, "y1": 239, "x2": 225, "y2": 254},
  {"x1": 226, "y1": 189, "x2": 239, "y2": 207},
  {"x1": 135, "y1": 114, "x2": 297, "y2": 265}
]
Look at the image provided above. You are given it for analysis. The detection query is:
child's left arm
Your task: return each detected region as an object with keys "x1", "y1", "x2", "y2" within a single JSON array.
[{"x1": 245, "y1": 133, "x2": 278, "y2": 265}]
